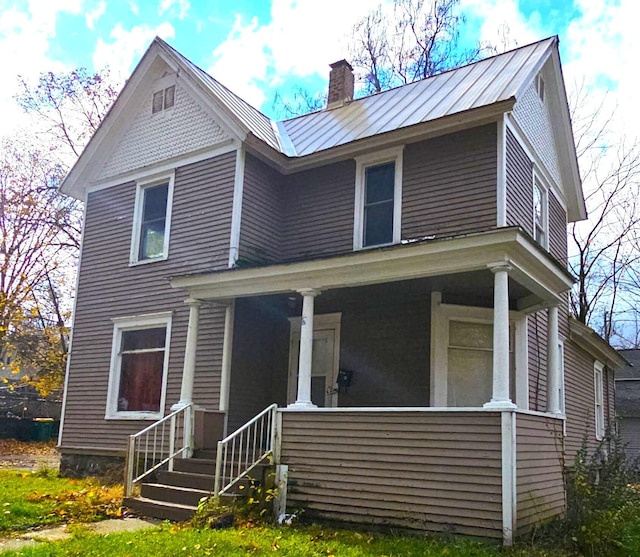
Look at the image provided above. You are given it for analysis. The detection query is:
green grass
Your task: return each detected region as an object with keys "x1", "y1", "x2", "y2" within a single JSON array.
[
  {"x1": 0, "y1": 469, "x2": 122, "y2": 534},
  {"x1": 0, "y1": 522, "x2": 582, "y2": 557}
]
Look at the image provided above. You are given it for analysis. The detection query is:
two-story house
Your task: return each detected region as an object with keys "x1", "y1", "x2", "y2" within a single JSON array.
[{"x1": 58, "y1": 36, "x2": 624, "y2": 544}]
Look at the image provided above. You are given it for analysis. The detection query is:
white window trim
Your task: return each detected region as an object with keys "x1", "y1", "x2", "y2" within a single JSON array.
[
  {"x1": 105, "y1": 312, "x2": 172, "y2": 420},
  {"x1": 129, "y1": 171, "x2": 175, "y2": 265},
  {"x1": 532, "y1": 171, "x2": 549, "y2": 250},
  {"x1": 429, "y1": 294, "x2": 527, "y2": 408},
  {"x1": 353, "y1": 146, "x2": 404, "y2": 250},
  {"x1": 594, "y1": 360, "x2": 605, "y2": 440}
]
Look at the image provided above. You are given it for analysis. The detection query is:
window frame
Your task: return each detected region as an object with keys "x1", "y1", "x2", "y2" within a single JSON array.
[
  {"x1": 152, "y1": 85, "x2": 176, "y2": 114},
  {"x1": 532, "y1": 172, "x2": 549, "y2": 249},
  {"x1": 130, "y1": 172, "x2": 175, "y2": 265},
  {"x1": 353, "y1": 147, "x2": 404, "y2": 250},
  {"x1": 594, "y1": 360, "x2": 605, "y2": 440},
  {"x1": 105, "y1": 312, "x2": 172, "y2": 420},
  {"x1": 430, "y1": 298, "x2": 527, "y2": 408}
]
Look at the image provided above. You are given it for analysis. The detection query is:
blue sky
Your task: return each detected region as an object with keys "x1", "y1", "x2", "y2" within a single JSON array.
[{"x1": 0, "y1": 0, "x2": 637, "y2": 134}]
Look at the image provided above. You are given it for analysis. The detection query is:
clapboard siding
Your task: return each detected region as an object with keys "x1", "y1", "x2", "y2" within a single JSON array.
[
  {"x1": 528, "y1": 310, "x2": 548, "y2": 412},
  {"x1": 402, "y1": 125, "x2": 497, "y2": 239},
  {"x1": 280, "y1": 160, "x2": 356, "y2": 261},
  {"x1": 280, "y1": 411, "x2": 503, "y2": 539},
  {"x1": 61, "y1": 152, "x2": 235, "y2": 454},
  {"x1": 239, "y1": 154, "x2": 283, "y2": 264},
  {"x1": 618, "y1": 418, "x2": 640, "y2": 460},
  {"x1": 564, "y1": 339, "x2": 597, "y2": 460},
  {"x1": 506, "y1": 128, "x2": 533, "y2": 235},
  {"x1": 549, "y1": 192, "x2": 567, "y2": 264},
  {"x1": 516, "y1": 413, "x2": 565, "y2": 534}
]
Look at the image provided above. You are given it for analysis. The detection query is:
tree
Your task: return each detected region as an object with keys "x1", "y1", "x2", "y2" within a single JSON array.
[{"x1": 568, "y1": 85, "x2": 640, "y2": 345}]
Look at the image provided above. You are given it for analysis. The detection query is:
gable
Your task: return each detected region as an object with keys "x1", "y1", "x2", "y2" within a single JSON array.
[{"x1": 98, "y1": 72, "x2": 230, "y2": 182}]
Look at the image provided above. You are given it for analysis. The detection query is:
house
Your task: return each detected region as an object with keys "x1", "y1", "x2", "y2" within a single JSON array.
[
  {"x1": 57, "y1": 35, "x2": 625, "y2": 545},
  {"x1": 616, "y1": 349, "x2": 640, "y2": 460}
]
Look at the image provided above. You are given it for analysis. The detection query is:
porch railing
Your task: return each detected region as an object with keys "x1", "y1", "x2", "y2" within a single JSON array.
[
  {"x1": 125, "y1": 403, "x2": 194, "y2": 497},
  {"x1": 214, "y1": 403, "x2": 278, "y2": 498}
]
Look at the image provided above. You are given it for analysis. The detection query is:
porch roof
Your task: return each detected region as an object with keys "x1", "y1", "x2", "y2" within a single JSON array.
[{"x1": 170, "y1": 228, "x2": 573, "y2": 311}]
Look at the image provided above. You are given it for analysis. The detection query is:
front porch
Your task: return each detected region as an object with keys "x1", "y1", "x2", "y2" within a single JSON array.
[{"x1": 157, "y1": 228, "x2": 572, "y2": 543}]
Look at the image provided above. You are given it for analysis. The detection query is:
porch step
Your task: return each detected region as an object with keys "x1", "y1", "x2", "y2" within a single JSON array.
[
  {"x1": 123, "y1": 496, "x2": 197, "y2": 522},
  {"x1": 173, "y1": 457, "x2": 216, "y2": 475},
  {"x1": 141, "y1": 482, "x2": 212, "y2": 507},
  {"x1": 157, "y1": 470, "x2": 215, "y2": 491},
  {"x1": 194, "y1": 448, "x2": 217, "y2": 460}
]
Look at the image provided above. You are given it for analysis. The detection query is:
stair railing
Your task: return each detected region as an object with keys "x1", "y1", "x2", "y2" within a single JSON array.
[
  {"x1": 214, "y1": 403, "x2": 278, "y2": 499},
  {"x1": 125, "y1": 403, "x2": 194, "y2": 497}
]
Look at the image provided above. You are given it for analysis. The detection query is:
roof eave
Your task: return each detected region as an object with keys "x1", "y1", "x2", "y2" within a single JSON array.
[{"x1": 569, "y1": 316, "x2": 629, "y2": 369}]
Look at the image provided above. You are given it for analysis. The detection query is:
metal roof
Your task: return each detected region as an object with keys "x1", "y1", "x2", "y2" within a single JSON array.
[{"x1": 159, "y1": 36, "x2": 556, "y2": 158}]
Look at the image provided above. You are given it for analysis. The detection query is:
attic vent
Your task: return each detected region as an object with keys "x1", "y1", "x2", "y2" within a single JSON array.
[
  {"x1": 152, "y1": 85, "x2": 176, "y2": 114},
  {"x1": 535, "y1": 74, "x2": 545, "y2": 102}
]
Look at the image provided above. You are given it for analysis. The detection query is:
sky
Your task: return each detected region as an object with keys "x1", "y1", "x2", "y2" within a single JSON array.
[{"x1": 0, "y1": 0, "x2": 638, "y2": 140}]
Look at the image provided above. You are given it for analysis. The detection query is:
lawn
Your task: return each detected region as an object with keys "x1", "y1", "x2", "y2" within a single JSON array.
[{"x1": 0, "y1": 469, "x2": 122, "y2": 534}]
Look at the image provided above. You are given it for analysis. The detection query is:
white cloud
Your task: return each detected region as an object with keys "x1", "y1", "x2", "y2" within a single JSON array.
[
  {"x1": 85, "y1": 0, "x2": 106, "y2": 31},
  {"x1": 206, "y1": 0, "x2": 385, "y2": 109},
  {"x1": 92, "y1": 22, "x2": 175, "y2": 80},
  {"x1": 159, "y1": 0, "x2": 190, "y2": 20}
]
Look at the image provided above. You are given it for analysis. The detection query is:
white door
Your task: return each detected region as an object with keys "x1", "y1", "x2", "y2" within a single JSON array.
[{"x1": 288, "y1": 313, "x2": 341, "y2": 407}]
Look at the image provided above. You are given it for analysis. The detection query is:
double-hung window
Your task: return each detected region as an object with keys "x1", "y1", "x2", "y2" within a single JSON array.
[
  {"x1": 106, "y1": 313, "x2": 172, "y2": 419},
  {"x1": 131, "y1": 174, "x2": 174, "y2": 264},
  {"x1": 594, "y1": 361, "x2": 605, "y2": 440},
  {"x1": 354, "y1": 147, "x2": 403, "y2": 249},
  {"x1": 533, "y1": 176, "x2": 548, "y2": 248}
]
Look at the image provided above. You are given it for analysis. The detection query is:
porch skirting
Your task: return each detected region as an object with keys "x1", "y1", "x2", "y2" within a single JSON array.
[{"x1": 278, "y1": 409, "x2": 564, "y2": 544}]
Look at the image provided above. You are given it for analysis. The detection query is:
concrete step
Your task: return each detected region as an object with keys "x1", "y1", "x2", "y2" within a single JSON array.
[
  {"x1": 124, "y1": 496, "x2": 196, "y2": 522},
  {"x1": 141, "y1": 483, "x2": 212, "y2": 507}
]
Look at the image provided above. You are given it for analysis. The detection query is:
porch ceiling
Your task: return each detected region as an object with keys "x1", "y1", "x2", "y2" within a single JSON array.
[{"x1": 170, "y1": 228, "x2": 573, "y2": 311}]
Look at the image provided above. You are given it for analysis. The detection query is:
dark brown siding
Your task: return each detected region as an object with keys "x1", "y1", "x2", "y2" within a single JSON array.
[
  {"x1": 549, "y1": 192, "x2": 567, "y2": 264},
  {"x1": 280, "y1": 410, "x2": 503, "y2": 539},
  {"x1": 528, "y1": 310, "x2": 548, "y2": 412},
  {"x1": 402, "y1": 125, "x2": 497, "y2": 239},
  {"x1": 239, "y1": 154, "x2": 283, "y2": 264},
  {"x1": 564, "y1": 339, "x2": 597, "y2": 460},
  {"x1": 506, "y1": 128, "x2": 533, "y2": 235},
  {"x1": 516, "y1": 413, "x2": 565, "y2": 534},
  {"x1": 280, "y1": 160, "x2": 356, "y2": 261},
  {"x1": 61, "y1": 152, "x2": 236, "y2": 454}
]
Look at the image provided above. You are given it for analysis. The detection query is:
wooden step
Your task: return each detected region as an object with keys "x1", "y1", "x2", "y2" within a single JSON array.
[
  {"x1": 173, "y1": 458, "x2": 216, "y2": 475},
  {"x1": 124, "y1": 496, "x2": 196, "y2": 522},
  {"x1": 157, "y1": 470, "x2": 215, "y2": 491},
  {"x1": 141, "y1": 483, "x2": 211, "y2": 507}
]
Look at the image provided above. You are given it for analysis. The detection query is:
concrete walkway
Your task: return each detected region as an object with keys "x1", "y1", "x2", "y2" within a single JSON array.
[{"x1": 0, "y1": 517, "x2": 160, "y2": 553}]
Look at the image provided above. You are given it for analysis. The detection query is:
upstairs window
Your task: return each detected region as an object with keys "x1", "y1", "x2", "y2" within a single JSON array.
[
  {"x1": 533, "y1": 176, "x2": 548, "y2": 248},
  {"x1": 354, "y1": 147, "x2": 403, "y2": 250},
  {"x1": 131, "y1": 174, "x2": 174, "y2": 264},
  {"x1": 152, "y1": 85, "x2": 175, "y2": 114},
  {"x1": 594, "y1": 361, "x2": 605, "y2": 440}
]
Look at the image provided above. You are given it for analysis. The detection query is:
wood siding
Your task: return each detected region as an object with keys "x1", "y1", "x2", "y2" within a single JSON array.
[
  {"x1": 528, "y1": 310, "x2": 548, "y2": 412},
  {"x1": 60, "y1": 152, "x2": 235, "y2": 454},
  {"x1": 239, "y1": 154, "x2": 283, "y2": 265},
  {"x1": 506, "y1": 128, "x2": 533, "y2": 235},
  {"x1": 280, "y1": 160, "x2": 356, "y2": 261},
  {"x1": 618, "y1": 418, "x2": 640, "y2": 460},
  {"x1": 516, "y1": 413, "x2": 565, "y2": 534},
  {"x1": 548, "y1": 191, "x2": 567, "y2": 264},
  {"x1": 402, "y1": 125, "x2": 497, "y2": 239},
  {"x1": 280, "y1": 411, "x2": 503, "y2": 539}
]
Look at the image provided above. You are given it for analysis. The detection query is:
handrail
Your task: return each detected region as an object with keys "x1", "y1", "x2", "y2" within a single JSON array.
[
  {"x1": 214, "y1": 403, "x2": 278, "y2": 498},
  {"x1": 125, "y1": 403, "x2": 193, "y2": 497}
]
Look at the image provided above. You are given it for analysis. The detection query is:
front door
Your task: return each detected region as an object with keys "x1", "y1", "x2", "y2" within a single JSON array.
[{"x1": 287, "y1": 313, "x2": 341, "y2": 407}]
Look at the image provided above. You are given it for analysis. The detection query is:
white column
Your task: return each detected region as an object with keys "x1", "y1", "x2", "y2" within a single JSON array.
[
  {"x1": 219, "y1": 300, "x2": 235, "y2": 435},
  {"x1": 173, "y1": 298, "x2": 201, "y2": 409},
  {"x1": 485, "y1": 264, "x2": 516, "y2": 409},
  {"x1": 289, "y1": 288, "x2": 319, "y2": 409},
  {"x1": 546, "y1": 305, "x2": 562, "y2": 414}
]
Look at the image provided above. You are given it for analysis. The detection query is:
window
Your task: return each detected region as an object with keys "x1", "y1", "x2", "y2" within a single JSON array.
[
  {"x1": 106, "y1": 313, "x2": 172, "y2": 419},
  {"x1": 131, "y1": 174, "x2": 174, "y2": 264},
  {"x1": 535, "y1": 74, "x2": 545, "y2": 103},
  {"x1": 430, "y1": 297, "x2": 526, "y2": 407},
  {"x1": 152, "y1": 85, "x2": 176, "y2": 114},
  {"x1": 533, "y1": 176, "x2": 548, "y2": 248},
  {"x1": 594, "y1": 361, "x2": 605, "y2": 440},
  {"x1": 354, "y1": 147, "x2": 403, "y2": 249}
]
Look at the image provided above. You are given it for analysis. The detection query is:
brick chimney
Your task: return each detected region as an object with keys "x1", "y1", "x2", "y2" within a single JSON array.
[{"x1": 327, "y1": 60, "x2": 354, "y2": 109}]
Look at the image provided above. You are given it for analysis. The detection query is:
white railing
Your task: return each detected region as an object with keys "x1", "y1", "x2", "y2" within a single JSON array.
[
  {"x1": 125, "y1": 403, "x2": 193, "y2": 497},
  {"x1": 214, "y1": 404, "x2": 278, "y2": 498}
]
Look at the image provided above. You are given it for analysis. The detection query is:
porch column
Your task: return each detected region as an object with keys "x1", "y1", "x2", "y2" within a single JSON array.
[
  {"x1": 174, "y1": 298, "x2": 201, "y2": 409},
  {"x1": 546, "y1": 305, "x2": 562, "y2": 414},
  {"x1": 485, "y1": 263, "x2": 516, "y2": 409},
  {"x1": 218, "y1": 300, "x2": 235, "y2": 436},
  {"x1": 289, "y1": 288, "x2": 320, "y2": 409}
]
